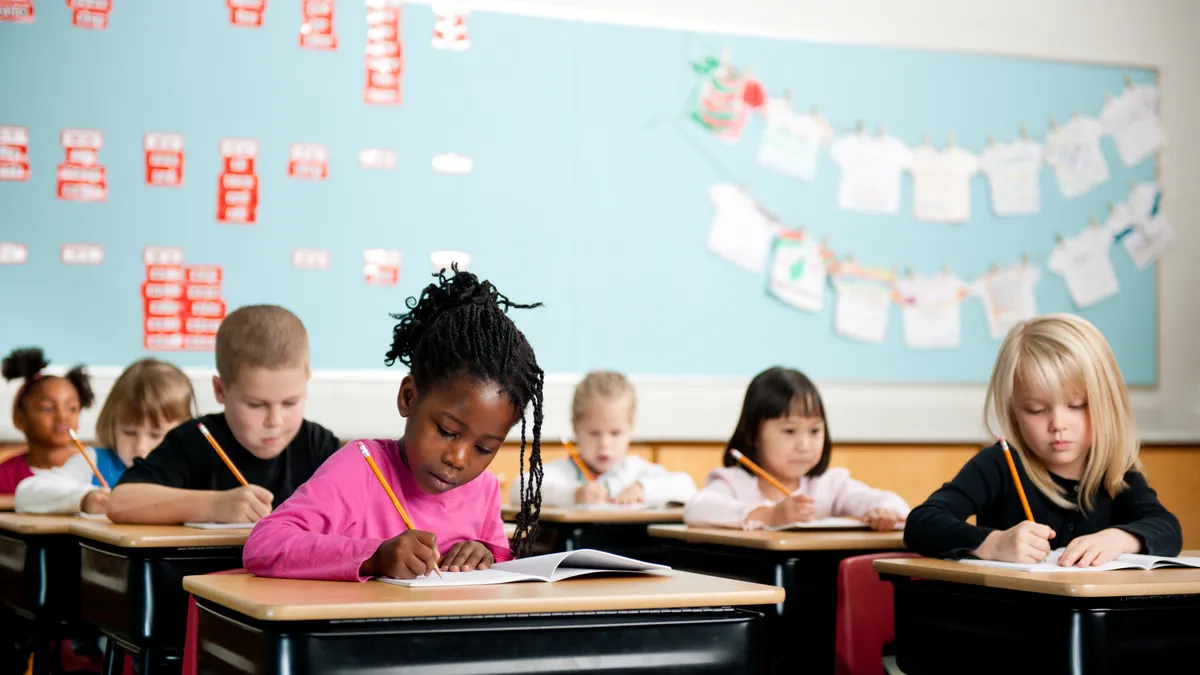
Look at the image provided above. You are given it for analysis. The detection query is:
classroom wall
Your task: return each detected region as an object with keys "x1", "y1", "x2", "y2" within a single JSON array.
[{"x1": 1, "y1": 0, "x2": 1198, "y2": 445}]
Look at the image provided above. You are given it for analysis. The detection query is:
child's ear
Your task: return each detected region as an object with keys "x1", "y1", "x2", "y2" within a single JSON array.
[
  {"x1": 12, "y1": 405, "x2": 26, "y2": 434},
  {"x1": 396, "y1": 376, "x2": 419, "y2": 418},
  {"x1": 212, "y1": 375, "x2": 226, "y2": 404}
]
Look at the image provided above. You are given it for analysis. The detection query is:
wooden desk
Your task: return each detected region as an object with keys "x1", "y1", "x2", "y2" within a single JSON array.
[
  {"x1": 0, "y1": 494, "x2": 14, "y2": 511},
  {"x1": 71, "y1": 522, "x2": 249, "y2": 675},
  {"x1": 0, "y1": 514, "x2": 90, "y2": 675},
  {"x1": 649, "y1": 524, "x2": 907, "y2": 675},
  {"x1": 876, "y1": 555, "x2": 1200, "y2": 675},
  {"x1": 186, "y1": 570, "x2": 785, "y2": 673},
  {"x1": 502, "y1": 505, "x2": 684, "y2": 555}
]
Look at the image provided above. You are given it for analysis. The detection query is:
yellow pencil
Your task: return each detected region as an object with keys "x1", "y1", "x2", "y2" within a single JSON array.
[
  {"x1": 198, "y1": 423, "x2": 249, "y2": 486},
  {"x1": 561, "y1": 437, "x2": 595, "y2": 482},
  {"x1": 68, "y1": 429, "x2": 109, "y2": 489},
  {"x1": 730, "y1": 448, "x2": 793, "y2": 497},
  {"x1": 358, "y1": 442, "x2": 441, "y2": 577},
  {"x1": 999, "y1": 437, "x2": 1036, "y2": 522}
]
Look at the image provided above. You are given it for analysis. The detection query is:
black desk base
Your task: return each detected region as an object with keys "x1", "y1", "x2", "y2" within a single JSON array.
[
  {"x1": 78, "y1": 541, "x2": 244, "y2": 675},
  {"x1": 196, "y1": 601, "x2": 765, "y2": 675},
  {"x1": 0, "y1": 532, "x2": 87, "y2": 675},
  {"x1": 662, "y1": 542, "x2": 898, "y2": 675},
  {"x1": 884, "y1": 576, "x2": 1200, "y2": 675}
]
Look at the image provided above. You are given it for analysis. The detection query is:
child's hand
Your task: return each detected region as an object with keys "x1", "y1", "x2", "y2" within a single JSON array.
[
  {"x1": 613, "y1": 482, "x2": 645, "y2": 505},
  {"x1": 862, "y1": 507, "x2": 901, "y2": 532},
  {"x1": 1058, "y1": 528, "x2": 1141, "y2": 567},
  {"x1": 974, "y1": 521, "x2": 1056, "y2": 563},
  {"x1": 575, "y1": 482, "x2": 608, "y2": 505},
  {"x1": 439, "y1": 540, "x2": 495, "y2": 572},
  {"x1": 81, "y1": 488, "x2": 109, "y2": 515},
  {"x1": 768, "y1": 494, "x2": 815, "y2": 527},
  {"x1": 362, "y1": 530, "x2": 441, "y2": 579},
  {"x1": 213, "y1": 485, "x2": 274, "y2": 523}
]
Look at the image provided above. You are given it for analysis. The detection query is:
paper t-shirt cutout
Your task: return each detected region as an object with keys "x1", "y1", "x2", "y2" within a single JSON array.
[
  {"x1": 768, "y1": 232, "x2": 827, "y2": 312},
  {"x1": 1048, "y1": 228, "x2": 1119, "y2": 308},
  {"x1": 756, "y1": 99, "x2": 833, "y2": 181},
  {"x1": 1100, "y1": 84, "x2": 1164, "y2": 167},
  {"x1": 829, "y1": 134, "x2": 914, "y2": 215},
  {"x1": 911, "y1": 147, "x2": 980, "y2": 223},
  {"x1": 833, "y1": 278, "x2": 892, "y2": 343},
  {"x1": 895, "y1": 273, "x2": 967, "y2": 349},
  {"x1": 970, "y1": 263, "x2": 1041, "y2": 340},
  {"x1": 707, "y1": 184, "x2": 781, "y2": 273},
  {"x1": 979, "y1": 140, "x2": 1043, "y2": 217},
  {"x1": 1043, "y1": 117, "x2": 1109, "y2": 199}
]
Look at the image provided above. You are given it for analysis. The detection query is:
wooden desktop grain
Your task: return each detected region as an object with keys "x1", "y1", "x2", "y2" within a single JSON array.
[
  {"x1": 648, "y1": 524, "x2": 905, "y2": 551},
  {"x1": 0, "y1": 513, "x2": 81, "y2": 535},
  {"x1": 874, "y1": 554, "x2": 1200, "y2": 598},
  {"x1": 70, "y1": 521, "x2": 250, "y2": 548},
  {"x1": 0, "y1": 495, "x2": 13, "y2": 512},
  {"x1": 184, "y1": 569, "x2": 785, "y2": 622},
  {"x1": 501, "y1": 506, "x2": 684, "y2": 524}
]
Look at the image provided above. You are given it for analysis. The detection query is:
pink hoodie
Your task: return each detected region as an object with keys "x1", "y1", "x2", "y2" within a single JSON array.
[
  {"x1": 683, "y1": 466, "x2": 910, "y2": 530},
  {"x1": 243, "y1": 438, "x2": 512, "y2": 581}
]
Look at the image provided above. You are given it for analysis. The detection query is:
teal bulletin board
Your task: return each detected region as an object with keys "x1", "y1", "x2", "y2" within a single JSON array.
[{"x1": 0, "y1": 3, "x2": 1159, "y2": 384}]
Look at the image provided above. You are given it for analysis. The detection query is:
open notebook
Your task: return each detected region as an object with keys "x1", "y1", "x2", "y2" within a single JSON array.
[
  {"x1": 766, "y1": 516, "x2": 903, "y2": 531},
  {"x1": 183, "y1": 522, "x2": 256, "y2": 529},
  {"x1": 75, "y1": 512, "x2": 108, "y2": 520},
  {"x1": 377, "y1": 549, "x2": 670, "y2": 588},
  {"x1": 959, "y1": 549, "x2": 1200, "y2": 572}
]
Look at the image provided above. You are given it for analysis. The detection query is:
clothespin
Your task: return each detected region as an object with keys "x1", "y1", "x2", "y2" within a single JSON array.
[
  {"x1": 1103, "y1": 91, "x2": 1112, "y2": 102},
  {"x1": 1048, "y1": 117, "x2": 1058, "y2": 131},
  {"x1": 989, "y1": 263, "x2": 1000, "y2": 274},
  {"x1": 946, "y1": 131, "x2": 956, "y2": 147},
  {"x1": 783, "y1": 88, "x2": 792, "y2": 102},
  {"x1": 856, "y1": 120, "x2": 865, "y2": 134},
  {"x1": 1073, "y1": 110, "x2": 1081, "y2": 120},
  {"x1": 941, "y1": 264, "x2": 951, "y2": 275},
  {"x1": 1108, "y1": 202, "x2": 1116, "y2": 214},
  {"x1": 922, "y1": 132, "x2": 932, "y2": 147},
  {"x1": 1020, "y1": 253, "x2": 1029, "y2": 266},
  {"x1": 904, "y1": 266, "x2": 915, "y2": 278},
  {"x1": 1020, "y1": 124, "x2": 1029, "y2": 140},
  {"x1": 1055, "y1": 232, "x2": 1065, "y2": 243},
  {"x1": 987, "y1": 134, "x2": 996, "y2": 147},
  {"x1": 876, "y1": 124, "x2": 887, "y2": 139},
  {"x1": 1124, "y1": 74, "x2": 1134, "y2": 89},
  {"x1": 1089, "y1": 216, "x2": 1099, "y2": 229}
]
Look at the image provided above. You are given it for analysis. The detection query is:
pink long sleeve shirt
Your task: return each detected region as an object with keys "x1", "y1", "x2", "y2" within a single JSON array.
[
  {"x1": 243, "y1": 438, "x2": 513, "y2": 582},
  {"x1": 683, "y1": 466, "x2": 910, "y2": 530}
]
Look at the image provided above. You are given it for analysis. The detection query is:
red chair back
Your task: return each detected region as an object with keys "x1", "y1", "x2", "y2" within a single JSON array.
[{"x1": 834, "y1": 552, "x2": 920, "y2": 675}]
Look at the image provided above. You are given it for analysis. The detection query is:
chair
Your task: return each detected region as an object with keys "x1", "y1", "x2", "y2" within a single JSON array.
[{"x1": 833, "y1": 552, "x2": 919, "y2": 675}]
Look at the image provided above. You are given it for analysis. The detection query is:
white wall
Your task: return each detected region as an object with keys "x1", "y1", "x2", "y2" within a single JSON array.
[{"x1": 3, "y1": 0, "x2": 1198, "y2": 445}]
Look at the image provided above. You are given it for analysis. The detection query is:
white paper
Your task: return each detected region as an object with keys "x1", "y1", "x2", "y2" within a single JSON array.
[
  {"x1": 1120, "y1": 214, "x2": 1173, "y2": 269},
  {"x1": 1048, "y1": 228, "x2": 1119, "y2": 308},
  {"x1": 183, "y1": 522, "x2": 256, "y2": 529},
  {"x1": 378, "y1": 549, "x2": 669, "y2": 587},
  {"x1": 756, "y1": 99, "x2": 832, "y2": 181},
  {"x1": 959, "y1": 548, "x2": 1200, "y2": 573},
  {"x1": 895, "y1": 273, "x2": 966, "y2": 349},
  {"x1": 430, "y1": 250, "x2": 471, "y2": 273},
  {"x1": 75, "y1": 512, "x2": 108, "y2": 520},
  {"x1": 979, "y1": 140, "x2": 1043, "y2": 217},
  {"x1": 829, "y1": 134, "x2": 914, "y2": 215},
  {"x1": 768, "y1": 234, "x2": 827, "y2": 312},
  {"x1": 833, "y1": 280, "x2": 892, "y2": 343},
  {"x1": 1100, "y1": 84, "x2": 1164, "y2": 166},
  {"x1": 766, "y1": 517, "x2": 875, "y2": 531},
  {"x1": 1043, "y1": 117, "x2": 1109, "y2": 199},
  {"x1": 910, "y1": 146, "x2": 979, "y2": 223},
  {"x1": 706, "y1": 184, "x2": 782, "y2": 273},
  {"x1": 970, "y1": 263, "x2": 1041, "y2": 340}
]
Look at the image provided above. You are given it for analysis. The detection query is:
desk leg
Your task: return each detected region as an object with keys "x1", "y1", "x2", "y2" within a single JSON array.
[
  {"x1": 30, "y1": 637, "x2": 51, "y2": 675},
  {"x1": 1068, "y1": 610, "x2": 1109, "y2": 675},
  {"x1": 566, "y1": 528, "x2": 583, "y2": 552},
  {"x1": 101, "y1": 639, "x2": 120, "y2": 675}
]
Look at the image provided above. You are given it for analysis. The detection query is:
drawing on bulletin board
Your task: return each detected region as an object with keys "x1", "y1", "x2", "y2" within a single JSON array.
[{"x1": 0, "y1": 3, "x2": 1162, "y2": 385}]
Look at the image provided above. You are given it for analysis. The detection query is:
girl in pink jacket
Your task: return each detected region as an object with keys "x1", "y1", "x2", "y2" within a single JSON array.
[{"x1": 684, "y1": 367, "x2": 908, "y2": 531}]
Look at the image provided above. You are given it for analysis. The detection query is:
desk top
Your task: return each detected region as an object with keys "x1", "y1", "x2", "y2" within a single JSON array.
[
  {"x1": 647, "y1": 524, "x2": 906, "y2": 551},
  {"x1": 874, "y1": 553, "x2": 1200, "y2": 598},
  {"x1": 0, "y1": 495, "x2": 13, "y2": 512},
  {"x1": 502, "y1": 505, "x2": 684, "y2": 524},
  {"x1": 70, "y1": 521, "x2": 250, "y2": 548},
  {"x1": 184, "y1": 569, "x2": 785, "y2": 622},
  {"x1": 0, "y1": 513, "x2": 82, "y2": 535}
]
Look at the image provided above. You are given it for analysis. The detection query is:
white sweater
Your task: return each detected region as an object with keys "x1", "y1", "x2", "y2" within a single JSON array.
[
  {"x1": 14, "y1": 450, "x2": 105, "y2": 514},
  {"x1": 510, "y1": 455, "x2": 698, "y2": 508}
]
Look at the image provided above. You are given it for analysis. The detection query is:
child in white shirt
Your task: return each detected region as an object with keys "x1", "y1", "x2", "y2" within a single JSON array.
[
  {"x1": 15, "y1": 358, "x2": 196, "y2": 515},
  {"x1": 513, "y1": 371, "x2": 696, "y2": 507},
  {"x1": 684, "y1": 366, "x2": 908, "y2": 530}
]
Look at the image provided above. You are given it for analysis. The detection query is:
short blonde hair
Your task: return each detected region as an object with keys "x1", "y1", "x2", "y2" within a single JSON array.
[
  {"x1": 984, "y1": 313, "x2": 1139, "y2": 511},
  {"x1": 571, "y1": 371, "x2": 636, "y2": 425},
  {"x1": 215, "y1": 305, "x2": 310, "y2": 384},
  {"x1": 96, "y1": 359, "x2": 197, "y2": 449}
]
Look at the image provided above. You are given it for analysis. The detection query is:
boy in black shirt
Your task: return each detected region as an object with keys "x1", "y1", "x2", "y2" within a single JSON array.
[{"x1": 108, "y1": 305, "x2": 340, "y2": 524}]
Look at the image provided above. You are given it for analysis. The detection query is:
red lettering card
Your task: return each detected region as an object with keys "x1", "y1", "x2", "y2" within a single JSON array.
[
  {"x1": 364, "y1": 0, "x2": 402, "y2": 105},
  {"x1": 228, "y1": 0, "x2": 264, "y2": 27},
  {"x1": 58, "y1": 129, "x2": 106, "y2": 201},
  {"x1": 288, "y1": 143, "x2": 328, "y2": 180},
  {"x1": 300, "y1": 0, "x2": 336, "y2": 50},
  {"x1": 0, "y1": 242, "x2": 28, "y2": 265},
  {"x1": 60, "y1": 243, "x2": 104, "y2": 265},
  {"x1": 0, "y1": 126, "x2": 29, "y2": 182},
  {"x1": 217, "y1": 138, "x2": 259, "y2": 224},
  {"x1": 363, "y1": 248, "x2": 401, "y2": 285},
  {"x1": 292, "y1": 248, "x2": 331, "y2": 270},
  {"x1": 144, "y1": 133, "x2": 184, "y2": 186},
  {"x1": 358, "y1": 148, "x2": 396, "y2": 170},
  {"x1": 0, "y1": 1, "x2": 34, "y2": 23}
]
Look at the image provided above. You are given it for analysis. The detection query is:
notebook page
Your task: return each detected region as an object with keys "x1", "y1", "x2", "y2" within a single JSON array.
[
  {"x1": 957, "y1": 549, "x2": 1200, "y2": 572},
  {"x1": 75, "y1": 512, "x2": 108, "y2": 520},
  {"x1": 183, "y1": 522, "x2": 256, "y2": 529},
  {"x1": 377, "y1": 568, "x2": 536, "y2": 588},
  {"x1": 766, "y1": 517, "x2": 869, "y2": 531}
]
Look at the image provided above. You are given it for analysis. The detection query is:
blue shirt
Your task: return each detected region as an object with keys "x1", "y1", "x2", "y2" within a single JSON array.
[{"x1": 90, "y1": 447, "x2": 127, "y2": 488}]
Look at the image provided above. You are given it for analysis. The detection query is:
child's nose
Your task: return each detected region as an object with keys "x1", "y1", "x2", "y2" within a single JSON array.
[{"x1": 444, "y1": 444, "x2": 468, "y2": 469}]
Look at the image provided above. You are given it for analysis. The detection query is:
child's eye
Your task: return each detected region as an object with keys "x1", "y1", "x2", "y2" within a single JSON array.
[
  {"x1": 1069, "y1": 402, "x2": 1088, "y2": 409},
  {"x1": 1026, "y1": 408, "x2": 1045, "y2": 415},
  {"x1": 810, "y1": 428, "x2": 823, "y2": 436},
  {"x1": 435, "y1": 424, "x2": 456, "y2": 439},
  {"x1": 249, "y1": 403, "x2": 266, "y2": 409},
  {"x1": 475, "y1": 445, "x2": 495, "y2": 456}
]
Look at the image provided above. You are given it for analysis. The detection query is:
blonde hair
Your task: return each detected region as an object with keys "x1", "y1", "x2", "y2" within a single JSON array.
[
  {"x1": 95, "y1": 359, "x2": 197, "y2": 449},
  {"x1": 215, "y1": 305, "x2": 310, "y2": 384},
  {"x1": 984, "y1": 313, "x2": 1139, "y2": 511},
  {"x1": 571, "y1": 371, "x2": 636, "y2": 425}
]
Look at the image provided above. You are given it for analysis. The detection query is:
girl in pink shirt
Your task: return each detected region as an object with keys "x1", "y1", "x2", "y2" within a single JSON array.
[
  {"x1": 684, "y1": 367, "x2": 908, "y2": 531},
  {"x1": 243, "y1": 267, "x2": 546, "y2": 581}
]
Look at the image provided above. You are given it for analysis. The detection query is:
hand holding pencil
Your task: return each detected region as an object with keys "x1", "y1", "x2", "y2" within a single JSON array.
[{"x1": 358, "y1": 442, "x2": 443, "y2": 579}]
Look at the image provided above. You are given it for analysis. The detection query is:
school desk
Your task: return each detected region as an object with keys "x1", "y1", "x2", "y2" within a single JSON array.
[
  {"x1": 185, "y1": 569, "x2": 785, "y2": 674},
  {"x1": 0, "y1": 494, "x2": 14, "y2": 511},
  {"x1": 502, "y1": 505, "x2": 684, "y2": 555},
  {"x1": 875, "y1": 555, "x2": 1200, "y2": 675},
  {"x1": 649, "y1": 524, "x2": 906, "y2": 675},
  {"x1": 0, "y1": 514, "x2": 88, "y2": 675},
  {"x1": 70, "y1": 521, "x2": 249, "y2": 675}
]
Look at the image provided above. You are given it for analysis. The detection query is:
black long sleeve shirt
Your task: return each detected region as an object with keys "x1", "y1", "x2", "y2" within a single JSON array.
[{"x1": 904, "y1": 443, "x2": 1182, "y2": 559}]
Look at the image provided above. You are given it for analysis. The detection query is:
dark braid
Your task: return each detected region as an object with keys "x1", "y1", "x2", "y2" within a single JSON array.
[
  {"x1": 2, "y1": 347, "x2": 94, "y2": 414},
  {"x1": 385, "y1": 266, "x2": 544, "y2": 557}
]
